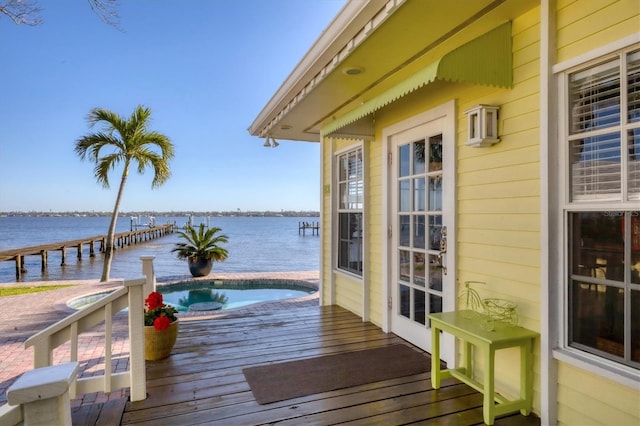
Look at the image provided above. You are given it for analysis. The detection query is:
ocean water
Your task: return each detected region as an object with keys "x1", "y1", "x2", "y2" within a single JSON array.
[{"x1": 0, "y1": 215, "x2": 319, "y2": 283}]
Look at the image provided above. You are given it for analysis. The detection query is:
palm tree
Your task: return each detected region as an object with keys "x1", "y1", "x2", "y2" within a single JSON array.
[{"x1": 75, "y1": 105, "x2": 175, "y2": 282}]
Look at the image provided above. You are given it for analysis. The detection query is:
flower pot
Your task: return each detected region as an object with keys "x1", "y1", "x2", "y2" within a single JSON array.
[
  {"x1": 188, "y1": 257, "x2": 213, "y2": 277},
  {"x1": 144, "y1": 319, "x2": 179, "y2": 361}
]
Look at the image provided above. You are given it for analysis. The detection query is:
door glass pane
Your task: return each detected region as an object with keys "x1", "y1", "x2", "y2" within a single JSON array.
[
  {"x1": 413, "y1": 252, "x2": 425, "y2": 287},
  {"x1": 414, "y1": 177, "x2": 426, "y2": 211},
  {"x1": 414, "y1": 289, "x2": 426, "y2": 325},
  {"x1": 430, "y1": 294, "x2": 442, "y2": 315},
  {"x1": 399, "y1": 215, "x2": 410, "y2": 247},
  {"x1": 399, "y1": 144, "x2": 410, "y2": 177},
  {"x1": 428, "y1": 215, "x2": 442, "y2": 251},
  {"x1": 429, "y1": 135, "x2": 443, "y2": 172},
  {"x1": 399, "y1": 250, "x2": 411, "y2": 282},
  {"x1": 429, "y1": 176, "x2": 442, "y2": 211},
  {"x1": 399, "y1": 180, "x2": 410, "y2": 212},
  {"x1": 400, "y1": 284, "x2": 410, "y2": 319},
  {"x1": 414, "y1": 140, "x2": 426, "y2": 175},
  {"x1": 429, "y1": 254, "x2": 443, "y2": 291},
  {"x1": 414, "y1": 214, "x2": 425, "y2": 249}
]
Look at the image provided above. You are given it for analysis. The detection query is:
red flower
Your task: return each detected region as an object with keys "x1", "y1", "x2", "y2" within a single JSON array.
[
  {"x1": 145, "y1": 292, "x2": 164, "y2": 310},
  {"x1": 144, "y1": 291, "x2": 177, "y2": 328},
  {"x1": 153, "y1": 315, "x2": 171, "y2": 331}
]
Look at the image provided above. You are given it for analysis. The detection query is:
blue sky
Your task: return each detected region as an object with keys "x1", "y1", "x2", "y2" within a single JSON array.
[{"x1": 0, "y1": 0, "x2": 345, "y2": 213}]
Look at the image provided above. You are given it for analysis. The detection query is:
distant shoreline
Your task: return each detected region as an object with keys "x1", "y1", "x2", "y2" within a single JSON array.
[{"x1": 0, "y1": 210, "x2": 319, "y2": 218}]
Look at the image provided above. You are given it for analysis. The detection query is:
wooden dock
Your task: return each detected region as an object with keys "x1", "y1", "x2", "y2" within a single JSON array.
[
  {"x1": 0, "y1": 224, "x2": 174, "y2": 280},
  {"x1": 299, "y1": 221, "x2": 319, "y2": 236}
]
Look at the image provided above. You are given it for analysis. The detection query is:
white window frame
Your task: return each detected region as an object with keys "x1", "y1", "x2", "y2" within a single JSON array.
[
  {"x1": 334, "y1": 143, "x2": 364, "y2": 278},
  {"x1": 553, "y1": 40, "x2": 640, "y2": 387}
]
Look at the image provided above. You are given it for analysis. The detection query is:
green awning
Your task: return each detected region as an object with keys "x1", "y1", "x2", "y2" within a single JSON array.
[{"x1": 323, "y1": 21, "x2": 512, "y2": 139}]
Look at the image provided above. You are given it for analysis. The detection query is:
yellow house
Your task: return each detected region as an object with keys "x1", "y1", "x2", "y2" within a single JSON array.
[{"x1": 250, "y1": 1, "x2": 639, "y2": 424}]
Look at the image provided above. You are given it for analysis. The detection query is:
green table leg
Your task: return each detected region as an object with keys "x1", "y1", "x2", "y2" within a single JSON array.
[
  {"x1": 483, "y1": 345, "x2": 496, "y2": 425},
  {"x1": 431, "y1": 326, "x2": 441, "y2": 389},
  {"x1": 464, "y1": 340, "x2": 472, "y2": 376},
  {"x1": 520, "y1": 338, "x2": 533, "y2": 415}
]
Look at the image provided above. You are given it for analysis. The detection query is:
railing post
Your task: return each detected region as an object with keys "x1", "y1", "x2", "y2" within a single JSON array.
[
  {"x1": 141, "y1": 256, "x2": 156, "y2": 297},
  {"x1": 126, "y1": 278, "x2": 147, "y2": 401},
  {"x1": 33, "y1": 340, "x2": 52, "y2": 369}
]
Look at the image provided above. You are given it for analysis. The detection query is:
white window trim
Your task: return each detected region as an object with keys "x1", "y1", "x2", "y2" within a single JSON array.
[
  {"x1": 552, "y1": 33, "x2": 640, "y2": 74},
  {"x1": 333, "y1": 142, "x2": 365, "y2": 282},
  {"x1": 552, "y1": 41, "x2": 640, "y2": 389}
]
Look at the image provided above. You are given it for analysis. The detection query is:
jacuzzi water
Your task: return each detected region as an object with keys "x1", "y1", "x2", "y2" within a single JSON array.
[{"x1": 67, "y1": 280, "x2": 316, "y2": 312}]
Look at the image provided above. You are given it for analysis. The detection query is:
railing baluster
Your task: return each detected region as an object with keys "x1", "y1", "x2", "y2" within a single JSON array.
[
  {"x1": 69, "y1": 322, "x2": 79, "y2": 398},
  {"x1": 104, "y1": 303, "x2": 113, "y2": 394}
]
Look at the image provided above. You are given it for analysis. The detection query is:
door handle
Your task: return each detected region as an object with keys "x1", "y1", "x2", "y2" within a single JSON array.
[{"x1": 436, "y1": 251, "x2": 447, "y2": 275}]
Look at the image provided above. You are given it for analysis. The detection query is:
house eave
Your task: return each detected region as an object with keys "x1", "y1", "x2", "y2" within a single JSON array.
[
  {"x1": 249, "y1": 0, "x2": 538, "y2": 143},
  {"x1": 248, "y1": 0, "x2": 396, "y2": 142}
]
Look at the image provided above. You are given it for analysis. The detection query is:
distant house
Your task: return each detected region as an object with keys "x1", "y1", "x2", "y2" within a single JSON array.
[{"x1": 249, "y1": 1, "x2": 640, "y2": 424}]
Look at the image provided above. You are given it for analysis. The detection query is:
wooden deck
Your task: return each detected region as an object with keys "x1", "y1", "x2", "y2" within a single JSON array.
[{"x1": 75, "y1": 305, "x2": 540, "y2": 425}]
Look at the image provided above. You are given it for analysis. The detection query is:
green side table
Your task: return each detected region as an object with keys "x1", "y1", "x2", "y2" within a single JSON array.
[{"x1": 428, "y1": 310, "x2": 539, "y2": 425}]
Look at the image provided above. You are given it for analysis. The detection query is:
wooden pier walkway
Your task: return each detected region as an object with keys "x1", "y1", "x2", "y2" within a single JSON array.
[
  {"x1": 299, "y1": 221, "x2": 319, "y2": 236},
  {"x1": 0, "y1": 224, "x2": 174, "y2": 280}
]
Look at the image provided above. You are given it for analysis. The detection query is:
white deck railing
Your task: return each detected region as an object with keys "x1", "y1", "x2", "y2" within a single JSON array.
[
  {"x1": 0, "y1": 257, "x2": 157, "y2": 425},
  {"x1": 23, "y1": 277, "x2": 147, "y2": 401}
]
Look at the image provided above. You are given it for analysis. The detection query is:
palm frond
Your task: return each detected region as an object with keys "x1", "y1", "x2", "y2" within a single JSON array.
[{"x1": 171, "y1": 224, "x2": 229, "y2": 261}]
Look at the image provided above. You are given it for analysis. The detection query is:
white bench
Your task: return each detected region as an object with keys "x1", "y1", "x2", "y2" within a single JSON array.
[{"x1": 7, "y1": 362, "x2": 80, "y2": 426}]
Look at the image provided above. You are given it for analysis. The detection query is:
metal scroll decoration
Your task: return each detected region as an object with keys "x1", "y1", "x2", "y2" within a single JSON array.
[{"x1": 458, "y1": 281, "x2": 518, "y2": 331}]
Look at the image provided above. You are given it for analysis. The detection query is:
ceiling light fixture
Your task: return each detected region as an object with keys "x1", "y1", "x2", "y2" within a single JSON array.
[
  {"x1": 342, "y1": 66, "x2": 364, "y2": 76},
  {"x1": 263, "y1": 136, "x2": 279, "y2": 148}
]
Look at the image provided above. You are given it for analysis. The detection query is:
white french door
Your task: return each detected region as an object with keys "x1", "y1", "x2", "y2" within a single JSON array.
[{"x1": 386, "y1": 103, "x2": 455, "y2": 364}]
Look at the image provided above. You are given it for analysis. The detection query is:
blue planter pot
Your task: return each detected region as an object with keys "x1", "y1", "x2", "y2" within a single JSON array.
[{"x1": 188, "y1": 257, "x2": 213, "y2": 277}]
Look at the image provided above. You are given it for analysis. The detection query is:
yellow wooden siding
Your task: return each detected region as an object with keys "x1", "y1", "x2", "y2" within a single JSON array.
[
  {"x1": 557, "y1": 362, "x2": 640, "y2": 426},
  {"x1": 453, "y1": 7, "x2": 542, "y2": 410},
  {"x1": 554, "y1": 2, "x2": 640, "y2": 425},
  {"x1": 335, "y1": 274, "x2": 362, "y2": 316},
  {"x1": 556, "y1": 0, "x2": 640, "y2": 63}
]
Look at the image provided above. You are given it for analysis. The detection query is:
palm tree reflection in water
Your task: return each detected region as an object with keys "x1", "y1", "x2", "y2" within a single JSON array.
[{"x1": 178, "y1": 289, "x2": 229, "y2": 309}]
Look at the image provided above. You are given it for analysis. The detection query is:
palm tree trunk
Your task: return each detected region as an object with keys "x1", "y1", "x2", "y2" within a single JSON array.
[{"x1": 100, "y1": 163, "x2": 129, "y2": 282}]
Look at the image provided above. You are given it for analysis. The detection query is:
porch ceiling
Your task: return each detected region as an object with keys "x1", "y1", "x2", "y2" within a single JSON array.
[{"x1": 248, "y1": 0, "x2": 538, "y2": 143}]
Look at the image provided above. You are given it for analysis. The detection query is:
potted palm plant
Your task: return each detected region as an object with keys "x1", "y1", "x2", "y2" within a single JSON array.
[{"x1": 171, "y1": 223, "x2": 229, "y2": 277}]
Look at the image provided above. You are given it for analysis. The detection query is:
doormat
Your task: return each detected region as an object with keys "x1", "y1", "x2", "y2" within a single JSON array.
[{"x1": 242, "y1": 344, "x2": 431, "y2": 405}]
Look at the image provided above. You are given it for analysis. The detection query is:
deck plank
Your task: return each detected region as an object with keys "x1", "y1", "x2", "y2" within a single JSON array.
[{"x1": 119, "y1": 305, "x2": 540, "y2": 426}]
